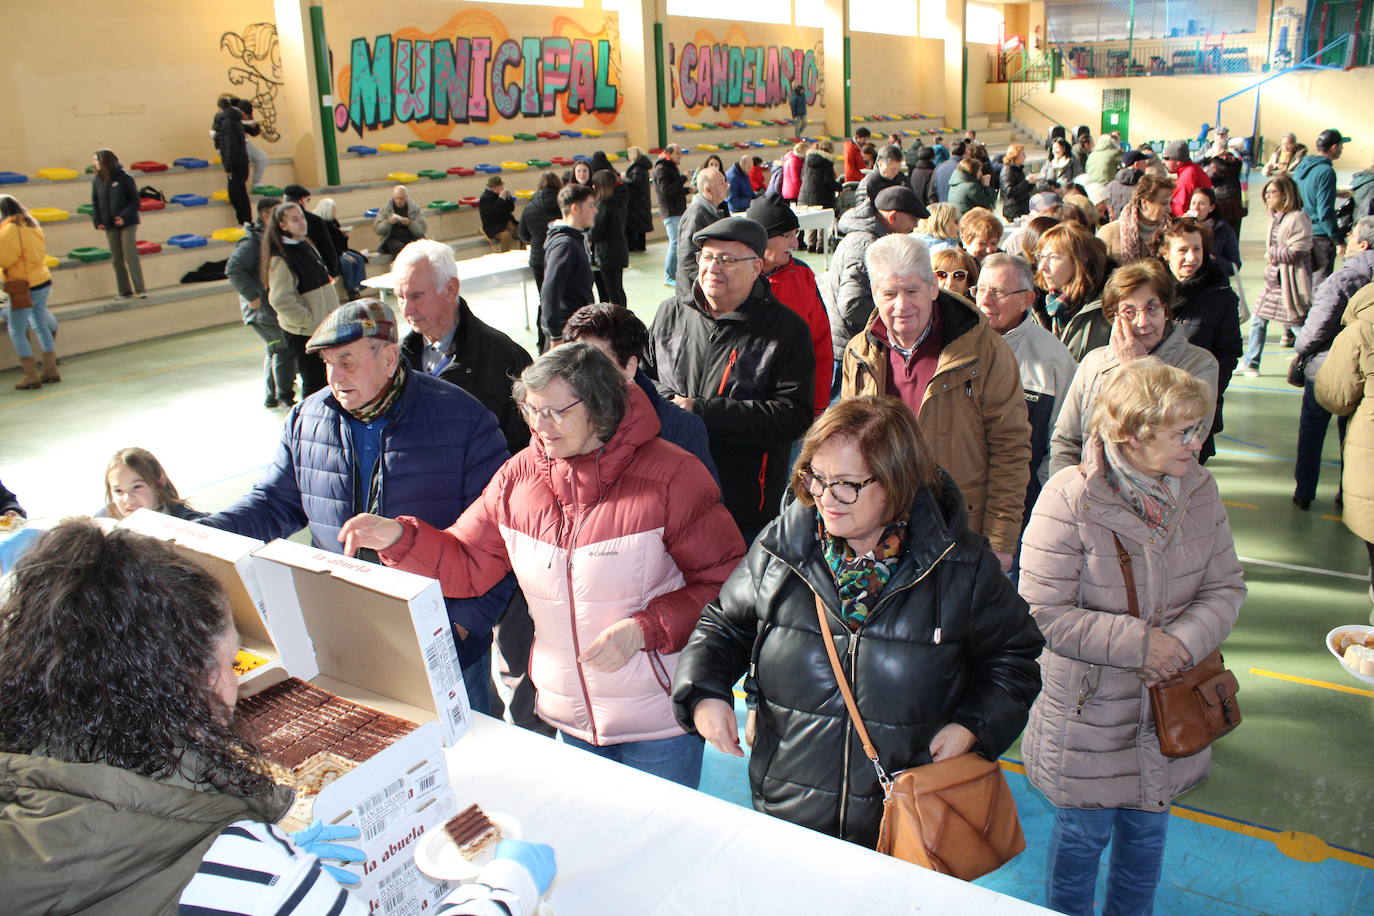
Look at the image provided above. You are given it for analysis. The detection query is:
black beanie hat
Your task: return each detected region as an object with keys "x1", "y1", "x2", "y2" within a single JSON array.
[{"x1": 744, "y1": 191, "x2": 800, "y2": 238}]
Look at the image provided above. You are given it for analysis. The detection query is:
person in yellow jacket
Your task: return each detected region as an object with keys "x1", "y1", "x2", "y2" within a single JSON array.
[
  {"x1": 0, "y1": 196, "x2": 59, "y2": 390},
  {"x1": 1314, "y1": 281, "x2": 1374, "y2": 622}
]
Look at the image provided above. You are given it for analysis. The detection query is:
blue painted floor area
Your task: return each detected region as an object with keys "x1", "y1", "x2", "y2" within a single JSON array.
[{"x1": 696, "y1": 697, "x2": 1372, "y2": 916}]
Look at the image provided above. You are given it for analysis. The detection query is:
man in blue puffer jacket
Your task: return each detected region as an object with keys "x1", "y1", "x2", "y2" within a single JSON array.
[{"x1": 203, "y1": 299, "x2": 513, "y2": 713}]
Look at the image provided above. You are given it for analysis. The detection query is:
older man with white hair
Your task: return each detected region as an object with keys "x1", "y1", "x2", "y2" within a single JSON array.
[
  {"x1": 675, "y1": 166, "x2": 729, "y2": 296},
  {"x1": 373, "y1": 184, "x2": 428, "y2": 255},
  {"x1": 841, "y1": 234, "x2": 1031, "y2": 570},
  {"x1": 202, "y1": 299, "x2": 513, "y2": 714},
  {"x1": 393, "y1": 239, "x2": 533, "y2": 454}
]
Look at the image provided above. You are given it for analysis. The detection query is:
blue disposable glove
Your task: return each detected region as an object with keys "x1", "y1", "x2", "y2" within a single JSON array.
[
  {"x1": 494, "y1": 840, "x2": 556, "y2": 894},
  {"x1": 291, "y1": 821, "x2": 367, "y2": 887}
]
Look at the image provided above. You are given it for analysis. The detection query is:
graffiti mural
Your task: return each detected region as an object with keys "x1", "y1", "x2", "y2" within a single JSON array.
[
  {"x1": 221, "y1": 23, "x2": 284, "y2": 142},
  {"x1": 334, "y1": 9, "x2": 622, "y2": 138},
  {"x1": 671, "y1": 34, "x2": 823, "y2": 114}
]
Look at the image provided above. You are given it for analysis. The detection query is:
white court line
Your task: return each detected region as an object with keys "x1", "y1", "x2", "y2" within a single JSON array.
[{"x1": 1238, "y1": 555, "x2": 1369, "y2": 582}]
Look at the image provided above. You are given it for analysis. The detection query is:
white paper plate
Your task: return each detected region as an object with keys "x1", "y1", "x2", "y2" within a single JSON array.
[
  {"x1": 1324, "y1": 625, "x2": 1374, "y2": 686},
  {"x1": 414, "y1": 810, "x2": 522, "y2": 882}
]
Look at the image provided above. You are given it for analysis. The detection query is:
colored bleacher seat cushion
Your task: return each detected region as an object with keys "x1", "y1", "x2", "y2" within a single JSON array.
[
  {"x1": 167, "y1": 234, "x2": 208, "y2": 248},
  {"x1": 0, "y1": 171, "x2": 28, "y2": 184},
  {"x1": 129, "y1": 161, "x2": 168, "y2": 173},
  {"x1": 135, "y1": 240, "x2": 162, "y2": 255},
  {"x1": 347, "y1": 145, "x2": 378, "y2": 156},
  {"x1": 174, "y1": 157, "x2": 210, "y2": 169},
  {"x1": 138, "y1": 198, "x2": 166, "y2": 211},
  {"x1": 170, "y1": 194, "x2": 209, "y2": 207},
  {"x1": 436, "y1": 138, "x2": 464, "y2": 148},
  {"x1": 68, "y1": 246, "x2": 112, "y2": 262}
]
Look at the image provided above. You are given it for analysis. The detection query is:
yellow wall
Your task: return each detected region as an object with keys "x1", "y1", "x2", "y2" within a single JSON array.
[
  {"x1": 323, "y1": 0, "x2": 625, "y2": 146},
  {"x1": 848, "y1": 34, "x2": 945, "y2": 117},
  {"x1": 0, "y1": 0, "x2": 279, "y2": 175},
  {"x1": 665, "y1": 17, "x2": 826, "y2": 121},
  {"x1": 1005, "y1": 68, "x2": 1374, "y2": 165}
]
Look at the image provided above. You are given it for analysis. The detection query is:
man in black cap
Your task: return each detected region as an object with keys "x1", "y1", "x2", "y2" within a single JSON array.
[
  {"x1": 202, "y1": 298, "x2": 514, "y2": 715},
  {"x1": 1296, "y1": 128, "x2": 1350, "y2": 288},
  {"x1": 827, "y1": 185, "x2": 928, "y2": 391},
  {"x1": 282, "y1": 184, "x2": 341, "y2": 279},
  {"x1": 646, "y1": 216, "x2": 814, "y2": 541},
  {"x1": 745, "y1": 192, "x2": 832, "y2": 416},
  {"x1": 1106, "y1": 149, "x2": 1152, "y2": 221}
]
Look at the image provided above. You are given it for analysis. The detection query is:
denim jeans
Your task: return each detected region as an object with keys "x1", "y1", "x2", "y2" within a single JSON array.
[
  {"x1": 6, "y1": 282, "x2": 55, "y2": 359},
  {"x1": 560, "y1": 730, "x2": 704, "y2": 788},
  {"x1": 339, "y1": 250, "x2": 367, "y2": 295},
  {"x1": 1295, "y1": 377, "x2": 1347, "y2": 502},
  {"x1": 663, "y1": 215, "x2": 682, "y2": 283},
  {"x1": 1047, "y1": 805, "x2": 1170, "y2": 916},
  {"x1": 1242, "y1": 314, "x2": 1270, "y2": 370},
  {"x1": 461, "y1": 650, "x2": 492, "y2": 717}
]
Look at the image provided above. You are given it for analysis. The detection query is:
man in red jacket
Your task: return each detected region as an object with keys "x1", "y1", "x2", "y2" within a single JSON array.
[
  {"x1": 1162, "y1": 139, "x2": 1212, "y2": 217},
  {"x1": 745, "y1": 192, "x2": 832, "y2": 414},
  {"x1": 844, "y1": 126, "x2": 871, "y2": 183}
]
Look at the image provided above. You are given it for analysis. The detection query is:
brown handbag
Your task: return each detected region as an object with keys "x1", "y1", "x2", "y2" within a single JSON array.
[
  {"x1": 1111, "y1": 534, "x2": 1241, "y2": 757},
  {"x1": 3, "y1": 221, "x2": 33, "y2": 310},
  {"x1": 813, "y1": 595, "x2": 1025, "y2": 880}
]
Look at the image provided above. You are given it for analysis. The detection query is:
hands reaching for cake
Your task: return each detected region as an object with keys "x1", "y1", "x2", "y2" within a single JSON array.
[
  {"x1": 338, "y1": 513, "x2": 404, "y2": 557},
  {"x1": 290, "y1": 821, "x2": 366, "y2": 887},
  {"x1": 693, "y1": 698, "x2": 745, "y2": 757},
  {"x1": 578, "y1": 618, "x2": 645, "y2": 672}
]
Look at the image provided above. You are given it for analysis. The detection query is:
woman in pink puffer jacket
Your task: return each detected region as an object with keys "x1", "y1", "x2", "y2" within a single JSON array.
[
  {"x1": 1019, "y1": 359, "x2": 1245, "y2": 916},
  {"x1": 341, "y1": 343, "x2": 745, "y2": 787}
]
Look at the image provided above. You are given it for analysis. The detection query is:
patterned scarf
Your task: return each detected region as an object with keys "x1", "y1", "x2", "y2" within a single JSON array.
[
  {"x1": 347, "y1": 364, "x2": 407, "y2": 424},
  {"x1": 1102, "y1": 438, "x2": 1181, "y2": 534},
  {"x1": 818, "y1": 513, "x2": 908, "y2": 628}
]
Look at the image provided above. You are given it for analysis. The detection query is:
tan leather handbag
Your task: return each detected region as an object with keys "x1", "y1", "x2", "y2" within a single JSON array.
[
  {"x1": 1111, "y1": 534, "x2": 1241, "y2": 758},
  {"x1": 814, "y1": 595, "x2": 1025, "y2": 880}
]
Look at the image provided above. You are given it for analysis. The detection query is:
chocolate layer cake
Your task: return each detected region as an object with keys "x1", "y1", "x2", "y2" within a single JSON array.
[{"x1": 445, "y1": 804, "x2": 502, "y2": 858}]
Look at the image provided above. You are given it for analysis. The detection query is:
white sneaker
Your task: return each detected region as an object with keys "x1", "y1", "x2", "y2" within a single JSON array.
[{"x1": 1239, "y1": 367, "x2": 1260, "y2": 378}]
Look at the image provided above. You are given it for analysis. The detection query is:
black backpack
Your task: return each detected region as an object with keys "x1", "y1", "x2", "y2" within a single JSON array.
[{"x1": 139, "y1": 186, "x2": 166, "y2": 203}]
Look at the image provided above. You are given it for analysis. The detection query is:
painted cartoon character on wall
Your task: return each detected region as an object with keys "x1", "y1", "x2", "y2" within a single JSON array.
[{"x1": 221, "y1": 22, "x2": 284, "y2": 142}]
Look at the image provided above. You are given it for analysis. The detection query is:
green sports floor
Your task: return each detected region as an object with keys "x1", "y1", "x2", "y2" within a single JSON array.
[{"x1": 2, "y1": 225, "x2": 1370, "y2": 915}]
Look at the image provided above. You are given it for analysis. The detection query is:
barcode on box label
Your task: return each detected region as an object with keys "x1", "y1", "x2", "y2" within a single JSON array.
[
  {"x1": 357, "y1": 777, "x2": 406, "y2": 841},
  {"x1": 418, "y1": 773, "x2": 436, "y2": 792},
  {"x1": 449, "y1": 704, "x2": 467, "y2": 730}
]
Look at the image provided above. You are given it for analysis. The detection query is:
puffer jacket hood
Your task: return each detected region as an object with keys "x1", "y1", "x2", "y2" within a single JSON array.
[
  {"x1": 0, "y1": 751, "x2": 290, "y2": 915},
  {"x1": 384, "y1": 383, "x2": 746, "y2": 744},
  {"x1": 671, "y1": 471, "x2": 1044, "y2": 847},
  {"x1": 1093, "y1": 135, "x2": 1116, "y2": 152},
  {"x1": 1020, "y1": 437, "x2": 1244, "y2": 812}
]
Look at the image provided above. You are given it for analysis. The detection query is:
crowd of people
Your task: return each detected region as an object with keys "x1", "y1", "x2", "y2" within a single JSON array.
[{"x1": 4, "y1": 120, "x2": 1374, "y2": 916}]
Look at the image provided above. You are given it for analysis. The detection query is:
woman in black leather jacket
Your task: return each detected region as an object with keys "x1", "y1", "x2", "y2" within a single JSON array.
[{"x1": 672, "y1": 396, "x2": 1043, "y2": 848}]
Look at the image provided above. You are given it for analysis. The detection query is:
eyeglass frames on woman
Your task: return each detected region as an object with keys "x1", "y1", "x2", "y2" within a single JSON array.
[
  {"x1": 1117, "y1": 304, "x2": 1165, "y2": 321},
  {"x1": 799, "y1": 467, "x2": 877, "y2": 505},
  {"x1": 934, "y1": 269, "x2": 969, "y2": 281},
  {"x1": 1160, "y1": 419, "x2": 1206, "y2": 445},
  {"x1": 519, "y1": 398, "x2": 584, "y2": 425}
]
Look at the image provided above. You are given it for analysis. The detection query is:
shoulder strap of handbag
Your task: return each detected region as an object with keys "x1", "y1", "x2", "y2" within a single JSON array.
[
  {"x1": 1111, "y1": 533, "x2": 1141, "y2": 620},
  {"x1": 813, "y1": 593, "x2": 894, "y2": 795}
]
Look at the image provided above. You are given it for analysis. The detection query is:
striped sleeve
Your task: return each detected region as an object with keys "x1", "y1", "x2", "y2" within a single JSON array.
[{"x1": 177, "y1": 820, "x2": 366, "y2": 916}]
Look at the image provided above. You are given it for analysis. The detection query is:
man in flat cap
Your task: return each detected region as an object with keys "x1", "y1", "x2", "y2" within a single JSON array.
[
  {"x1": 203, "y1": 299, "x2": 513, "y2": 713},
  {"x1": 646, "y1": 216, "x2": 815, "y2": 541}
]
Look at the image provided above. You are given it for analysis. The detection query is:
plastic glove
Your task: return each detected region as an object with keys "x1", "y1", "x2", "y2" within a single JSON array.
[
  {"x1": 291, "y1": 821, "x2": 367, "y2": 887},
  {"x1": 494, "y1": 840, "x2": 556, "y2": 895}
]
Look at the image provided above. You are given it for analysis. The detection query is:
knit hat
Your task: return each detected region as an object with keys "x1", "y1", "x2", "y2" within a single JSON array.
[
  {"x1": 744, "y1": 192, "x2": 800, "y2": 237},
  {"x1": 306, "y1": 298, "x2": 399, "y2": 353},
  {"x1": 874, "y1": 186, "x2": 929, "y2": 219},
  {"x1": 1162, "y1": 139, "x2": 1191, "y2": 161},
  {"x1": 693, "y1": 216, "x2": 768, "y2": 257}
]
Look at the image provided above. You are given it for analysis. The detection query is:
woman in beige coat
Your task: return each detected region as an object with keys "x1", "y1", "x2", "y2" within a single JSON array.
[
  {"x1": 1050, "y1": 260, "x2": 1219, "y2": 475},
  {"x1": 1314, "y1": 281, "x2": 1374, "y2": 620},
  {"x1": 1021, "y1": 359, "x2": 1245, "y2": 916},
  {"x1": 261, "y1": 202, "x2": 339, "y2": 395},
  {"x1": 1240, "y1": 173, "x2": 1312, "y2": 375}
]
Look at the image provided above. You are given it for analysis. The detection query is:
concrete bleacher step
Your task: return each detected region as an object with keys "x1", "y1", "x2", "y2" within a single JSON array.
[{"x1": 336, "y1": 131, "x2": 629, "y2": 185}]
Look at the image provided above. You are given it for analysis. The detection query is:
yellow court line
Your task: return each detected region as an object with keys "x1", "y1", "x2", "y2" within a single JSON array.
[
  {"x1": 0, "y1": 346, "x2": 259, "y2": 410},
  {"x1": 1323, "y1": 514, "x2": 1343, "y2": 522},
  {"x1": 1223, "y1": 500, "x2": 1261, "y2": 510},
  {"x1": 1249, "y1": 667, "x2": 1374, "y2": 699}
]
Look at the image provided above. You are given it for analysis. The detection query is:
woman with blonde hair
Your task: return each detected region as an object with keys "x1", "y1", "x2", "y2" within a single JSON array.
[
  {"x1": 932, "y1": 246, "x2": 979, "y2": 299},
  {"x1": 1098, "y1": 173, "x2": 1176, "y2": 263},
  {"x1": 1000, "y1": 142, "x2": 1033, "y2": 219},
  {"x1": 1022, "y1": 358, "x2": 1243, "y2": 916},
  {"x1": 1032, "y1": 222, "x2": 1110, "y2": 359},
  {"x1": 913, "y1": 202, "x2": 960, "y2": 254},
  {"x1": 1240, "y1": 172, "x2": 1312, "y2": 375},
  {"x1": 781, "y1": 141, "x2": 809, "y2": 202}
]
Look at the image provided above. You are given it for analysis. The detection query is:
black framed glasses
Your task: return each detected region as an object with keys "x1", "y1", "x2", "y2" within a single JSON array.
[
  {"x1": 799, "y1": 467, "x2": 877, "y2": 505},
  {"x1": 519, "y1": 398, "x2": 584, "y2": 425}
]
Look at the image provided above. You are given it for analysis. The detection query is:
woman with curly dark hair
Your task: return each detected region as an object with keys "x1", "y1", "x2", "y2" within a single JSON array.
[{"x1": 0, "y1": 520, "x2": 360, "y2": 913}]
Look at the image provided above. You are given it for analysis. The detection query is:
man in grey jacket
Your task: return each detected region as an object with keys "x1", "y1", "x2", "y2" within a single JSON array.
[
  {"x1": 1292, "y1": 216, "x2": 1374, "y2": 509},
  {"x1": 225, "y1": 196, "x2": 297, "y2": 408}
]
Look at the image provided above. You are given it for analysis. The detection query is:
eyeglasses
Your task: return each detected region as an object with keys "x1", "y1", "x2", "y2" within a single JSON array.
[
  {"x1": 699, "y1": 252, "x2": 759, "y2": 268},
  {"x1": 974, "y1": 286, "x2": 1031, "y2": 300},
  {"x1": 934, "y1": 269, "x2": 969, "y2": 282},
  {"x1": 519, "y1": 398, "x2": 583, "y2": 425},
  {"x1": 1117, "y1": 304, "x2": 1166, "y2": 321},
  {"x1": 1160, "y1": 420, "x2": 1206, "y2": 446},
  {"x1": 799, "y1": 467, "x2": 877, "y2": 505}
]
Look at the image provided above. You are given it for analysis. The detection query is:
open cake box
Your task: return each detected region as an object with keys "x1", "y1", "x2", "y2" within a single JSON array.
[{"x1": 117, "y1": 509, "x2": 466, "y2": 911}]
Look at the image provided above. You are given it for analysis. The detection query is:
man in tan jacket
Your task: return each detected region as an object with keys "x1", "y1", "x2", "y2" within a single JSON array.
[{"x1": 841, "y1": 233, "x2": 1030, "y2": 570}]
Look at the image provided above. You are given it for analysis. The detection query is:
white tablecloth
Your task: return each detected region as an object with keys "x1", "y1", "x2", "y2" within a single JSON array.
[{"x1": 444, "y1": 715, "x2": 1052, "y2": 915}]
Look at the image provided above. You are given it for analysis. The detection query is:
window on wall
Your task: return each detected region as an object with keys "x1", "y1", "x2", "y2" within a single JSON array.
[
  {"x1": 917, "y1": 0, "x2": 946, "y2": 39},
  {"x1": 851, "y1": 0, "x2": 918, "y2": 35},
  {"x1": 966, "y1": 2, "x2": 1004, "y2": 44},
  {"x1": 1045, "y1": 0, "x2": 1256, "y2": 42},
  {"x1": 666, "y1": 0, "x2": 793, "y2": 24}
]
